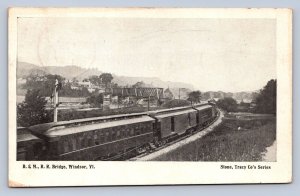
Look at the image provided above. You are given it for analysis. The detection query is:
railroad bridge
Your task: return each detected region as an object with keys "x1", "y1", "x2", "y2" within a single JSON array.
[{"x1": 105, "y1": 87, "x2": 164, "y2": 99}]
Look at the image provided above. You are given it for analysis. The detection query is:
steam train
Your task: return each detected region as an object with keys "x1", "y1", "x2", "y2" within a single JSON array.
[{"x1": 17, "y1": 103, "x2": 218, "y2": 161}]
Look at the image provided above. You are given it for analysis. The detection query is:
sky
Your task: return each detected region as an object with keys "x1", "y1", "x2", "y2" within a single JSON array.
[{"x1": 17, "y1": 17, "x2": 276, "y2": 92}]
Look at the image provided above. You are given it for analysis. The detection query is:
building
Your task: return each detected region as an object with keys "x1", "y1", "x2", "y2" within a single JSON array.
[
  {"x1": 164, "y1": 88, "x2": 174, "y2": 100},
  {"x1": 78, "y1": 81, "x2": 92, "y2": 88}
]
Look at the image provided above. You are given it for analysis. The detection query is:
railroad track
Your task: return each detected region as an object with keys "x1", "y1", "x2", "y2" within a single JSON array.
[{"x1": 128, "y1": 109, "x2": 223, "y2": 161}]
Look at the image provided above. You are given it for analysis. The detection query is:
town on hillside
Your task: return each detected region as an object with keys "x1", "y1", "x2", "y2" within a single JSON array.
[{"x1": 16, "y1": 62, "x2": 275, "y2": 128}]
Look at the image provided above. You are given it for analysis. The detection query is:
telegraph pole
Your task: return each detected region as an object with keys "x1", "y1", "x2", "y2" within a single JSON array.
[
  {"x1": 53, "y1": 79, "x2": 59, "y2": 122},
  {"x1": 179, "y1": 88, "x2": 181, "y2": 100},
  {"x1": 147, "y1": 95, "x2": 150, "y2": 111}
]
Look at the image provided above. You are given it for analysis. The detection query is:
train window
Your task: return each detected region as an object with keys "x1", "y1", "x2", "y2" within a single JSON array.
[
  {"x1": 146, "y1": 124, "x2": 151, "y2": 132},
  {"x1": 69, "y1": 138, "x2": 73, "y2": 151},
  {"x1": 116, "y1": 130, "x2": 120, "y2": 139},
  {"x1": 64, "y1": 140, "x2": 69, "y2": 153},
  {"x1": 88, "y1": 136, "x2": 93, "y2": 146},
  {"x1": 77, "y1": 137, "x2": 81, "y2": 149},
  {"x1": 136, "y1": 127, "x2": 141, "y2": 135},
  {"x1": 80, "y1": 137, "x2": 85, "y2": 148},
  {"x1": 171, "y1": 117, "x2": 175, "y2": 132},
  {"x1": 121, "y1": 130, "x2": 124, "y2": 138},
  {"x1": 97, "y1": 133, "x2": 101, "y2": 143},
  {"x1": 67, "y1": 137, "x2": 72, "y2": 151},
  {"x1": 94, "y1": 134, "x2": 99, "y2": 145},
  {"x1": 130, "y1": 129, "x2": 134, "y2": 136},
  {"x1": 84, "y1": 136, "x2": 89, "y2": 147},
  {"x1": 67, "y1": 136, "x2": 72, "y2": 151},
  {"x1": 119, "y1": 129, "x2": 124, "y2": 138},
  {"x1": 99, "y1": 132, "x2": 104, "y2": 143},
  {"x1": 122, "y1": 129, "x2": 127, "y2": 138},
  {"x1": 113, "y1": 130, "x2": 116, "y2": 140},
  {"x1": 72, "y1": 139, "x2": 76, "y2": 151},
  {"x1": 105, "y1": 131, "x2": 110, "y2": 142},
  {"x1": 139, "y1": 126, "x2": 143, "y2": 134},
  {"x1": 141, "y1": 125, "x2": 146, "y2": 134}
]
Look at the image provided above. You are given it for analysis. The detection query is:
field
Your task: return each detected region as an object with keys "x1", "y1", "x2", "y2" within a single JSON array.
[{"x1": 154, "y1": 113, "x2": 276, "y2": 161}]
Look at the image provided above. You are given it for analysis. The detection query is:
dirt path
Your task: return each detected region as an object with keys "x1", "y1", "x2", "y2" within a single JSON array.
[
  {"x1": 134, "y1": 110, "x2": 224, "y2": 161},
  {"x1": 262, "y1": 140, "x2": 277, "y2": 161}
]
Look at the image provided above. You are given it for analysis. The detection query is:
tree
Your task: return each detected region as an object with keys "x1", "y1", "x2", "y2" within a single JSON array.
[
  {"x1": 71, "y1": 77, "x2": 79, "y2": 85},
  {"x1": 87, "y1": 93, "x2": 104, "y2": 108},
  {"x1": 25, "y1": 74, "x2": 65, "y2": 97},
  {"x1": 24, "y1": 74, "x2": 93, "y2": 97},
  {"x1": 187, "y1": 91, "x2": 201, "y2": 104},
  {"x1": 99, "y1": 73, "x2": 113, "y2": 87},
  {"x1": 132, "y1": 81, "x2": 146, "y2": 88},
  {"x1": 217, "y1": 97, "x2": 238, "y2": 112},
  {"x1": 254, "y1": 79, "x2": 276, "y2": 114},
  {"x1": 89, "y1": 75, "x2": 101, "y2": 86},
  {"x1": 17, "y1": 89, "x2": 51, "y2": 127},
  {"x1": 162, "y1": 99, "x2": 190, "y2": 108}
]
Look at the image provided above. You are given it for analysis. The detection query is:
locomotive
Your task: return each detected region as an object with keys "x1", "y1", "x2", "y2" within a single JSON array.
[{"x1": 17, "y1": 103, "x2": 218, "y2": 161}]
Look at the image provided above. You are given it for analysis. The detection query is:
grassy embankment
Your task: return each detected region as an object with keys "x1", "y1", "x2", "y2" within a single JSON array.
[{"x1": 154, "y1": 113, "x2": 276, "y2": 161}]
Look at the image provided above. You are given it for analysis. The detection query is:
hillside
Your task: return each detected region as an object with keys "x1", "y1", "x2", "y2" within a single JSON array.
[
  {"x1": 17, "y1": 62, "x2": 256, "y2": 102},
  {"x1": 17, "y1": 62, "x2": 194, "y2": 90},
  {"x1": 17, "y1": 62, "x2": 102, "y2": 81},
  {"x1": 113, "y1": 75, "x2": 194, "y2": 90}
]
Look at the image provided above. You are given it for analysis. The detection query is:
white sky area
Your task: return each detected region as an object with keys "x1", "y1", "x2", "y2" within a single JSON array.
[{"x1": 17, "y1": 18, "x2": 276, "y2": 92}]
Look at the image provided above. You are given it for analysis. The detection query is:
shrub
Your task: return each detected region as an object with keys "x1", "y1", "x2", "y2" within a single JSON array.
[
  {"x1": 17, "y1": 89, "x2": 51, "y2": 127},
  {"x1": 162, "y1": 99, "x2": 191, "y2": 108}
]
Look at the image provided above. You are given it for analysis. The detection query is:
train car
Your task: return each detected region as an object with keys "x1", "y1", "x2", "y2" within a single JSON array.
[
  {"x1": 17, "y1": 127, "x2": 46, "y2": 160},
  {"x1": 148, "y1": 106, "x2": 198, "y2": 143},
  {"x1": 28, "y1": 114, "x2": 155, "y2": 160},
  {"x1": 211, "y1": 103, "x2": 218, "y2": 119},
  {"x1": 193, "y1": 104, "x2": 214, "y2": 127},
  {"x1": 21, "y1": 104, "x2": 219, "y2": 161}
]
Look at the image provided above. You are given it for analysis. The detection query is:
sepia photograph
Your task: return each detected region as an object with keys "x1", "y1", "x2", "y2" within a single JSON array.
[{"x1": 9, "y1": 8, "x2": 292, "y2": 186}]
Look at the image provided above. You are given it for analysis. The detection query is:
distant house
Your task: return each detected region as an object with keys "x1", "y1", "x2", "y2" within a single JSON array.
[
  {"x1": 208, "y1": 99, "x2": 217, "y2": 104},
  {"x1": 111, "y1": 96, "x2": 118, "y2": 103},
  {"x1": 78, "y1": 81, "x2": 92, "y2": 88},
  {"x1": 250, "y1": 101, "x2": 257, "y2": 110},
  {"x1": 213, "y1": 98, "x2": 220, "y2": 102},
  {"x1": 237, "y1": 103, "x2": 250, "y2": 111},
  {"x1": 164, "y1": 88, "x2": 174, "y2": 100},
  {"x1": 87, "y1": 88, "x2": 96, "y2": 93},
  {"x1": 70, "y1": 86, "x2": 80, "y2": 90}
]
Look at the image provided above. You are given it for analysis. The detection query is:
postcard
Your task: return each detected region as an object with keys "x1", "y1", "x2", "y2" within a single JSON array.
[{"x1": 8, "y1": 8, "x2": 292, "y2": 186}]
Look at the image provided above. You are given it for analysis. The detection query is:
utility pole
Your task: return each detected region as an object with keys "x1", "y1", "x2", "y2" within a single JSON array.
[
  {"x1": 148, "y1": 95, "x2": 150, "y2": 111},
  {"x1": 53, "y1": 79, "x2": 59, "y2": 122}
]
